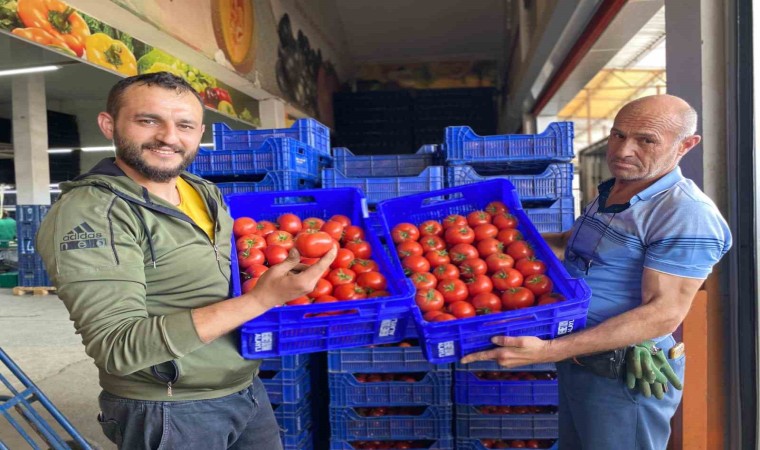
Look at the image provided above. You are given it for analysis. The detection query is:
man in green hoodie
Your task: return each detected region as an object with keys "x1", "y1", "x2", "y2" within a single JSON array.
[{"x1": 36, "y1": 72, "x2": 336, "y2": 450}]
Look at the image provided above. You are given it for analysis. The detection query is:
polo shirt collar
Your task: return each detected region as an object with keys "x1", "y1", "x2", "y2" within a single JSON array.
[{"x1": 597, "y1": 167, "x2": 685, "y2": 211}]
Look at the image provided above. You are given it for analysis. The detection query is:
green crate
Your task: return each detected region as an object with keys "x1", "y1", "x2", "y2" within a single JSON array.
[{"x1": 0, "y1": 271, "x2": 18, "y2": 288}]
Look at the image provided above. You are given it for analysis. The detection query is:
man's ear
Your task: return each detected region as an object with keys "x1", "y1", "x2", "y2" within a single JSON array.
[
  {"x1": 678, "y1": 134, "x2": 702, "y2": 158},
  {"x1": 97, "y1": 112, "x2": 115, "y2": 140}
]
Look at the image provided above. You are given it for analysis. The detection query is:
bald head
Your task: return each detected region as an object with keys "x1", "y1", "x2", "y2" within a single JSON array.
[{"x1": 617, "y1": 94, "x2": 698, "y2": 140}]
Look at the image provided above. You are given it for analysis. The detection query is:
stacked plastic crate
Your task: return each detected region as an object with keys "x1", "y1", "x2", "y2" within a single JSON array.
[
  {"x1": 327, "y1": 343, "x2": 454, "y2": 449},
  {"x1": 188, "y1": 119, "x2": 332, "y2": 194},
  {"x1": 16, "y1": 205, "x2": 51, "y2": 287}
]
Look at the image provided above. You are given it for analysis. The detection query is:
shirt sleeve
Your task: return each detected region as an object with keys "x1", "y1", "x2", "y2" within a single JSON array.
[{"x1": 643, "y1": 198, "x2": 732, "y2": 279}]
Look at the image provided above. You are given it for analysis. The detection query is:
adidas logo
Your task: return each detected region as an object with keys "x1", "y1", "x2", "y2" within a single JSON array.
[{"x1": 60, "y1": 222, "x2": 107, "y2": 251}]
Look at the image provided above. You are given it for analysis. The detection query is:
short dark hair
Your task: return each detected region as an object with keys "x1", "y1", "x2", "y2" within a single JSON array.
[{"x1": 106, "y1": 72, "x2": 204, "y2": 118}]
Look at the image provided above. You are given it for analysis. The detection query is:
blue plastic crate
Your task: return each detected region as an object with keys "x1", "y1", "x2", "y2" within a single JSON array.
[
  {"x1": 455, "y1": 406, "x2": 558, "y2": 440},
  {"x1": 18, "y1": 254, "x2": 50, "y2": 287},
  {"x1": 273, "y1": 395, "x2": 312, "y2": 432},
  {"x1": 375, "y1": 180, "x2": 590, "y2": 364},
  {"x1": 189, "y1": 137, "x2": 329, "y2": 178},
  {"x1": 455, "y1": 361, "x2": 555, "y2": 372},
  {"x1": 328, "y1": 371, "x2": 452, "y2": 407},
  {"x1": 328, "y1": 347, "x2": 451, "y2": 374},
  {"x1": 329, "y1": 438, "x2": 455, "y2": 449},
  {"x1": 261, "y1": 354, "x2": 311, "y2": 372},
  {"x1": 321, "y1": 167, "x2": 445, "y2": 206},
  {"x1": 332, "y1": 145, "x2": 439, "y2": 178},
  {"x1": 329, "y1": 405, "x2": 452, "y2": 440},
  {"x1": 524, "y1": 197, "x2": 576, "y2": 233},
  {"x1": 16, "y1": 205, "x2": 49, "y2": 256},
  {"x1": 261, "y1": 367, "x2": 312, "y2": 404},
  {"x1": 16, "y1": 204, "x2": 49, "y2": 225},
  {"x1": 444, "y1": 122, "x2": 573, "y2": 168},
  {"x1": 453, "y1": 371, "x2": 558, "y2": 406},
  {"x1": 456, "y1": 438, "x2": 557, "y2": 449},
  {"x1": 284, "y1": 430, "x2": 313, "y2": 450},
  {"x1": 446, "y1": 164, "x2": 573, "y2": 202},
  {"x1": 215, "y1": 172, "x2": 320, "y2": 196},
  {"x1": 213, "y1": 119, "x2": 330, "y2": 157},
  {"x1": 226, "y1": 188, "x2": 415, "y2": 358}
]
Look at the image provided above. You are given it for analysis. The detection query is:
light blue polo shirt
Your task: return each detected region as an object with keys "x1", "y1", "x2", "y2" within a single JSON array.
[{"x1": 563, "y1": 167, "x2": 732, "y2": 326}]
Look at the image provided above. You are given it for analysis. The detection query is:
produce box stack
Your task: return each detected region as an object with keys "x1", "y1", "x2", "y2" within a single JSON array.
[
  {"x1": 443, "y1": 122, "x2": 576, "y2": 233},
  {"x1": 321, "y1": 145, "x2": 445, "y2": 208},
  {"x1": 327, "y1": 343, "x2": 454, "y2": 449},
  {"x1": 188, "y1": 119, "x2": 332, "y2": 194},
  {"x1": 16, "y1": 205, "x2": 51, "y2": 287}
]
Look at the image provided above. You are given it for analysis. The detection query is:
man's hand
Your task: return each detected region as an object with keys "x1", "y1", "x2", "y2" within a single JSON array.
[
  {"x1": 625, "y1": 340, "x2": 682, "y2": 400},
  {"x1": 460, "y1": 336, "x2": 552, "y2": 368},
  {"x1": 249, "y1": 246, "x2": 337, "y2": 309}
]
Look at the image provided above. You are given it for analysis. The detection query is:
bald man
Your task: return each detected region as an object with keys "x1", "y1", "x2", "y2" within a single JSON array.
[{"x1": 462, "y1": 95, "x2": 732, "y2": 449}]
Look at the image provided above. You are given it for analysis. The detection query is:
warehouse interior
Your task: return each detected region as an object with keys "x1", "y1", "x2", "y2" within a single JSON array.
[{"x1": 0, "y1": 0, "x2": 756, "y2": 449}]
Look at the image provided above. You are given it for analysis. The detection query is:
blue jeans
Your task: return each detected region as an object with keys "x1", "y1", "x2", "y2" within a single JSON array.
[
  {"x1": 96, "y1": 377, "x2": 283, "y2": 450},
  {"x1": 557, "y1": 335, "x2": 685, "y2": 450}
]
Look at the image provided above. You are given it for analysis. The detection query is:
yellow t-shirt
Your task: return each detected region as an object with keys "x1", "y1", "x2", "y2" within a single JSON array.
[{"x1": 176, "y1": 177, "x2": 215, "y2": 240}]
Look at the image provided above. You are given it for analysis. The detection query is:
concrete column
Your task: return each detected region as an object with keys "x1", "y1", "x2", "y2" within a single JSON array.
[
  {"x1": 259, "y1": 98, "x2": 286, "y2": 129},
  {"x1": 12, "y1": 74, "x2": 50, "y2": 205}
]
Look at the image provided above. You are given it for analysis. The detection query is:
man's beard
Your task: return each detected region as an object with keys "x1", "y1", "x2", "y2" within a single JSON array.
[{"x1": 114, "y1": 131, "x2": 195, "y2": 182}]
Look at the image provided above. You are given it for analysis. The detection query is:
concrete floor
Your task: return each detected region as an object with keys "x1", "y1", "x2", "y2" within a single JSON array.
[{"x1": 0, "y1": 289, "x2": 115, "y2": 450}]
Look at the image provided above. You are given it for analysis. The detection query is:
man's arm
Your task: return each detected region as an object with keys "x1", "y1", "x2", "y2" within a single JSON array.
[
  {"x1": 541, "y1": 230, "x2": 572, "y2": 260},
  {"x1": 461, "y1": 268, "x2": 704, "y2": 367}
]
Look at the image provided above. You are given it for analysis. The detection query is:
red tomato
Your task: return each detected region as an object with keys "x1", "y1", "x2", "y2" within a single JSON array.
[
  {"x1": 474, "y1": 223, "x2": 499, "y2": 241},
  {"x1": 402, "y1": 255, "x2": 431, "y2": 276},
  {"x1": 485, "y1": 201, "x2": 508, "y2": 215},
  {"x1": 391, "y1": 223, "x2": 420, "y2": 244},
  {"x1": 524, "y1": 274, "x2": 553, "y2": 296},
  {"x1": 419, "y1": 220, "x2": 443, "y2": 236},
  {"x1": 264, "y1": 245, "x2": 289, "y2": 265},
  {"x1": 356, "y1": 271, "x2": 387, "y2": 291},
  {"x1": 485, "y1": 252, "x2": 515, "y2": 273},
  {"x1": 410, "y1": 272, "x2": 437, "y2": 290},
  {"x1": 313, "y1": 295, "x2": 338, "y2": 304},
  {"x1": 538, "y1": 292, "x2": 566, "y2": 305},
  {"x1": 349, "y1": 258, "x2": 380, "y2": 274},
  {"x1": 471, "y1": 292, "x2": 502, "y2": 314},
  {"x1": 496, "y1": 228, "x2": 523, "y2": 246},
  {"x1": 444, "y1": 226, "x2": 475, "y2": 245},
  {"x1": 254, "y1": 220, "x2": 277, "y2": 236},
  {"x1": 308, "y1": 278, "x2": 333, "y2": 298},
  {"x1": 476, "y1": 237, "x2": 504, "y2": 258},
  {"x1": 396, "y1": 240, "x2": 424, "y2": 258},
  {"x1": 265, "y1": 230, "x2": 294, "y2": 249},
  {"x1": 342, "y1": 225, "x2": 365, "y2": 243},
  {"x1": 419, "y1": 235, "x2": 446, "y2": 252},
  {"x1": 238, "y1": 248, "x2": 265, "y2": 269},
  {"x1": 295, "y1": 231, "x2": 334, "y2": 258},
  {"x1": 242, "y1": 277, "x2": 258, "y2": 293},
  {"x1": 466, "y1": 274, "x2": 493, "y2": 296},
  {"x1": 507, "y1": 241, "x2": 535, "y2": 261},
  {"x1": 433, "y1": 263, "x2": 460, "y2": 281},
  {"x1": 423, "y1": 310, "x2": 446, "y2": 321},
  {"x1": 467, "y1": 210, "x2": 492, "y2": 227},
  {"x1": 277, "y1": 213, "x2": 302, "y2": 234},
  {"x1": 448, "y1": 301, "x2": 476, "y2": 319},
  {"x1": 333, "y1": 283, "x2": 367, "y2": 300},
  {"x1": 331, "y1": 248, "x2": 355, "y2": 269},
  {"x1": 233, "y1": 217, "x2": 256, "y2": 237},
  {"x1": 245, "y1": 264, "x2": 268, "y2": 279},
  {"x1": 236, "y1": 234, "x2": 266, "y2": 251},
  {"x1": 367, "y1": 290, "x2": 390, "y2": 298},
  {"x1": 491, "y1": 268, "x2": 524, "y2": 291},
  {"x1": 501, "y1": 287, "x2": 536, "y2": 310},
  {"x1": 327, "y1": 268, "x2": 356, "y2": 285},
  {"x1": 449, "y1": 243, "x2": 479, "y2": 264},
  {"x1": 510, "y1": 441, "x2": 526, "y2": 449},
  {"x1": 302, "y1": 217, "x2": 324, "y2": 230},
  {"x1": 432, "y1": 312, "x2": 457, "y2": 322},
  {"x1": 415, "y1": 289, "x2": 444, "y2": 312},
  {"x1": 442, "y1": 214, "x2": 467, "y2": 229},
  {"x1": 515, "y1": 257, "x2": 547, "y2": 276},
  {"x1": 425, "y1": 250, "x2": 451, "y2": 267},
  {"x1": 492, "y1": 213, "x2": 518, "y2": 230},
  {"x1": 526, "y1": 440, "x2": 541, "y2": 449},
  {"x1": 321, "y1": 220, "x2": 345, "y2": 241},
  {"x1": 329, "y1": 214, "x2": 351, "y2": 227},
  {"x1": 437, "y1": 279, "x2": 469, "y2": 303},
  {"x1": 459, "y1": 257, "x2": 488, "y2": 279},
  {"x1": 286, "y1": 296, "x2": 311, "y2": 306},
  {"x1": 345, "y1": 239, "x2": 372, "y2": 259}
]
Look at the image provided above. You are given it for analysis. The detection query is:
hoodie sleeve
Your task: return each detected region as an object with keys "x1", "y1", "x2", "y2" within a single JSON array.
[{"x1": 36, "y1": 187, "x2": 205, "y2": 376}]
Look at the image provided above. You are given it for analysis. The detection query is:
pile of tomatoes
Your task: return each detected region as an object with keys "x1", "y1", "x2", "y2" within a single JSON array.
[
  {"x1": 473, "y1": 371, "x2": 557, "y2": 381},
  {"x1": 476, "y1": 405, "x2": 558, "y2": 415},
  {"x1": 233, "y1": 213, "x2": 390, "y2": 306},
  {"x1": 390, "y1": 201, "x2": 565, "y2": 322},
  {"x1": 479, "y1": 439, "x2": 556, "y2": 449},
  {"x1": 349, "y1": 441, "x2": 436, "y2": 450}
]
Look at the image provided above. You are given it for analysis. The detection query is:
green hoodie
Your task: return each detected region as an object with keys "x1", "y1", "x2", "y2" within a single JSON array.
[{"x1": 36, "y1": 158, "x2": 259, "y2": 401}]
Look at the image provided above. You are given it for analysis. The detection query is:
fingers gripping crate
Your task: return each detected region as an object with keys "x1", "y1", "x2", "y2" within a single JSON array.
[
  {"x1": 226, "y1": 188, "x2": 415, "y2": 358},
  {"x1": 455, "y1": 361, "x2": 556, "y2": 372},
  {"x1": 332, "y1": 145, "x2": 440, "y2": 178},
  {"x1": 329, "y1": 405, "x2": 452, "y2": 440},
  {"x1": 453, "y1": 372, "x2": 558, "y2": 406},
  {"x1": 328, "y1": 346, "x2": 451, "y2": 374},
  {"x1": 446, "y1": 164, "x2": 574, "y2": 202},
  {"x1": 321, "y1": 166, "x2": 445, "y2": 206},
  {"x1": 455, "y1": 406, "x2": 558, "y2": 440},
  {"x1": 375, "y1": 180, "x2": 591, "y2": 364},
  {"x1": 443, "y1": 122, "x2": 573, "y2": 169},
  {"x1": 328, "y1": 371, "x2": 452, "y2": 407},
  {"x1": 212, "y1": 119, "x2": 331, "y2": 157}
]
